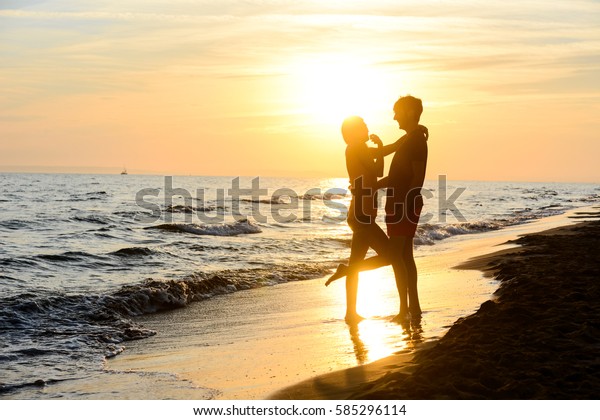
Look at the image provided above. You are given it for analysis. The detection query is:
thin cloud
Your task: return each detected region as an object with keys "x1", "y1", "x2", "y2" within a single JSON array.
[{"x1": 0, "y1": 9, "x2": 238, "y2": 23}]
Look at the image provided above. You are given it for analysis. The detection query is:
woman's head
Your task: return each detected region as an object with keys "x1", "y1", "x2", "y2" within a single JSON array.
[{"x1": 341, "y1": 116, "x2": 369, "y2": 144}]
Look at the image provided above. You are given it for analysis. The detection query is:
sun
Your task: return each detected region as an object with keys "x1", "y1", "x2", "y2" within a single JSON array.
[{"x1": 290, "y1": 55, "x2": 392, "y2": 125}]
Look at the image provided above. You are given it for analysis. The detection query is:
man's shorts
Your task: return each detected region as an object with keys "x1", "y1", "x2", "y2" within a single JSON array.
[{"x1": 385, "y1": 203, "x2": 423, "y2": 237}]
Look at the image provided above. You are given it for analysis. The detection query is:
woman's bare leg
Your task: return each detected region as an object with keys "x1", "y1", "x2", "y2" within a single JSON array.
[
  {"x1": 326, "y1": 223, "x2": 389, "y2": 286},
  {"x1": 345, "y1": 228, "x2": 370, "y2": 323}
]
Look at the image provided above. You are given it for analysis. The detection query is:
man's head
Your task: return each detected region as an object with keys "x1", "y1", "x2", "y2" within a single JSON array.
[
  {"x1": 393, "y1": 95, "x2": 423, "y2": 130},
  {"x1": 341, "y1": 116, "x2": 369, "y2": 145}
]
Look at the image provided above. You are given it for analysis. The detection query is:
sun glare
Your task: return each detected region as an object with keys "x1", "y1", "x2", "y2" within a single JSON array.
[{"x1": 291, "y1": 56, "x2": 392, "y2": 125}]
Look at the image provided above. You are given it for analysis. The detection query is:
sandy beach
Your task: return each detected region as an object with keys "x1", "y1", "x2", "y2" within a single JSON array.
[
  {"x1": 274, "y1": 208, "x2": 600, "y2": 399},
  {"x1": 93, "y1": 208, "x2": 597, "y2": 400}
]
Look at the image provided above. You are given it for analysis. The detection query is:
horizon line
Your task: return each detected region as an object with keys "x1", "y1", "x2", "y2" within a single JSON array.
[{"x1": 0, "y1": 166, "x2": 598, "y2": 184}]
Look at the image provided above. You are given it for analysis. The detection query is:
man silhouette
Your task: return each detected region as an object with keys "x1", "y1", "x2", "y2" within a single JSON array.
[{"x1": 378, "y1": 95, "x2": 428, "y2": 321}]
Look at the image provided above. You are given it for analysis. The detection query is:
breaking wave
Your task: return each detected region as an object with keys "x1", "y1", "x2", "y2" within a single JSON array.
[
  {"x1": 110, "y1": 247, "x2": 156, "y2": 258},
  {"x1": 145, "y1": 219, "x2": 262, "y2": 236},
  {"x1": 414, "y1": 205, "x2": 571, "y2": 245},
  {"x1": 0, "y1": 262, "x2": 332, "y2": 395},
  {"x1": 164, "y1": 204, "x2": 227, "y2": 213}
]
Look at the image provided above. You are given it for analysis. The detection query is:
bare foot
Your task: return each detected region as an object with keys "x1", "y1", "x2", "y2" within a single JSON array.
[
  {"x1": 409, "y1": 307, "x2": 422, "y2": 320},
  {"x1": 325, "y1": 263, "x2": 347, "y2": 286},
  {"x1": 391, "y1": 311, "x2": 410, "y2": 324},
  {"x1": 344, "y1": 313, "x2": 365, "y2": 324}
]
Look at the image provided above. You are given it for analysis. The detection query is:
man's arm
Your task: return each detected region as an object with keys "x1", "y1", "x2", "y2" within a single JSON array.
[
  {"x1": 368, "y1": 124, "x2": 427, "y2": 160},
  {"x1": 369, "y1": 125, "x2": 429, "y2": 156},
  {"x1": 368, "y1": 135, "x2": 400, "y2": 158}
]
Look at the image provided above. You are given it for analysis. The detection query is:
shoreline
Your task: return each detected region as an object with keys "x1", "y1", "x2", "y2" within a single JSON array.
[
  {"x1": 5, "y1": 207, "x2": 596, "y2": 399},
  {"x1": 107, "y1": 211, "x2": 569, "y2": 400},
  {"x1": 272, "y1": 208, "x2": 600, "y2": 399}
]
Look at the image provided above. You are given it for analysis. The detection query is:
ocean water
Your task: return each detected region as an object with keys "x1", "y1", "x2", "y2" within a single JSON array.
[{"x1": 0, "y1": 173, "x2": 598, "y2": 397}]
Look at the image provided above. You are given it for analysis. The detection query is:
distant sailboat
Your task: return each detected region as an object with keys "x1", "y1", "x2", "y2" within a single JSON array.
[{"x1": 120, "y1": 167, "x2": 128, "y2": 175}]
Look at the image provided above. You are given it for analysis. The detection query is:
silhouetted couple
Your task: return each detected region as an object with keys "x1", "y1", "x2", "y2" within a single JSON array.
[{"x1": 326, "y1": 96, "x2": 428, "y2": 324}]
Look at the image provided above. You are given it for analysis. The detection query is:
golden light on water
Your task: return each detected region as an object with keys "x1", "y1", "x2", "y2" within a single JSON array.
[
  {"x1": 331, "y1": 266, "x2": 416, "y2": 364},
  {"x1": 350, "y1": 320, "x2": 406, "y2": 363},
  {"x1": 353, "y1": 267, "x2": 399, "y2": 317}
]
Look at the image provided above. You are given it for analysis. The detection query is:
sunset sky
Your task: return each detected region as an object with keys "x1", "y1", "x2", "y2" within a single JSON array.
[{"x1": 1, "y1": 0, "x2": 599, "y2": 182}]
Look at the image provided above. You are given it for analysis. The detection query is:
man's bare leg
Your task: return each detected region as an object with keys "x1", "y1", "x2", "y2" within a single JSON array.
[
  {"x1": 403, "y1": 237, "x2": 421, "y2": 318},
  {"x1": 389, "y1": 236, "x2": 409, "y2": 322}
]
